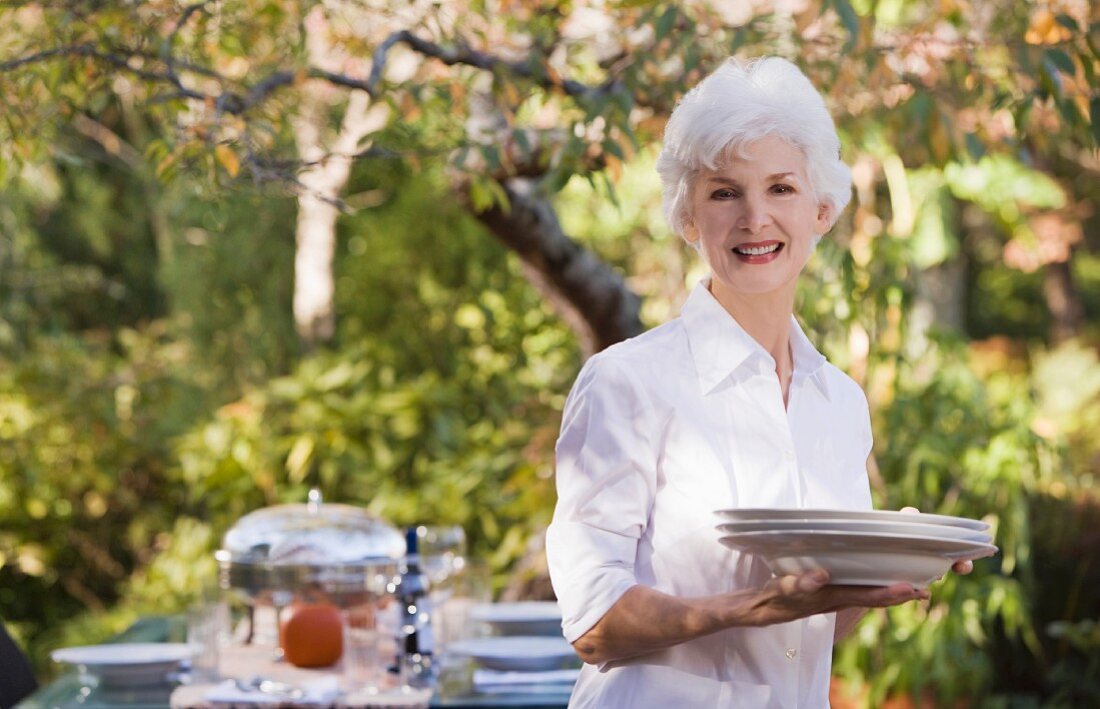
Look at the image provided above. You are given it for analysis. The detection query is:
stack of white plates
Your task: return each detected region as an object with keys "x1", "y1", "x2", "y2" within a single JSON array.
[
  {"x1": 450, "y1": 602, "x2": 578, "y2": 695},
  {"x1": 470, "y1": 601, "x2": 563, "y2": 637},
  {"x1": 714, "y1": 508, "x2": 997, "y2": 588}
]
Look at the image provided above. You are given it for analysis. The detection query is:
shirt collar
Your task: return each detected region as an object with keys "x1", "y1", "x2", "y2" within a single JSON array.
[{"x1": 681, "y1": 281, "x2": 830, "y2": 399}]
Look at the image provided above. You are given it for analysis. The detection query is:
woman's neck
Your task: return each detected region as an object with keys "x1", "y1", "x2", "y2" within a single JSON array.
[
  {"x1": 707, "y1": 281, "x2": 796, "y2": 406},
  {"x1": 707, "y1": 282, "x2": 795, "y2": 370}
]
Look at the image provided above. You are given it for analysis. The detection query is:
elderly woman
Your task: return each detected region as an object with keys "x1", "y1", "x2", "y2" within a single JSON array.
[{"x1": 546, "y1": 57, "x2": 965, "y2": 708}]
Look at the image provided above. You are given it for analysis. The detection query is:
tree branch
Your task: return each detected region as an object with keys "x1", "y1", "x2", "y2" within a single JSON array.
[
  {"x1": 367, "y1": 29, "x2": 621, "y2": 102},
  {"x1": 471, "y1": 177, "x2": 643, "y2": 356}
]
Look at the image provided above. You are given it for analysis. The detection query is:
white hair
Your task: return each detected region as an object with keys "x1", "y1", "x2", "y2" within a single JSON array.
[{"x1": 656, "y1": 56, "x2": 853, "y2": 238}]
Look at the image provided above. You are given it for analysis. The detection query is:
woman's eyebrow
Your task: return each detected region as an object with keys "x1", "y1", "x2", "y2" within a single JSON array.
[{"x1": 705, "y1": 171, "x2": 800, "y2": 185}]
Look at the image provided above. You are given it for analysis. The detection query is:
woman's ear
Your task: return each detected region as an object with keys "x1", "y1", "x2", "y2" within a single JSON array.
[
  {"x1": 814, "y1": 202, "x2": 833, "y2": 234},
  {"x1": 682, "y1": 218, "x2": 700, "y2": 245}
]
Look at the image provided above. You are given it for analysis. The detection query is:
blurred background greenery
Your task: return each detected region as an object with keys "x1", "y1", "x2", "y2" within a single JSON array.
[{"x1": 1, "y1": 0, "x2": 1098, "y2": 705}]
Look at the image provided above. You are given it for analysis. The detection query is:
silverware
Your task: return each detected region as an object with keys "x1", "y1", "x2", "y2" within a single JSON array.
[{"x1": 232, "y1": 675, "x2": 305, "y2": 700}]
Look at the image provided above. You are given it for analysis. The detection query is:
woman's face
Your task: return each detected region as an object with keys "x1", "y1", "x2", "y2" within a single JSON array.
[{"x1": 684, "y1": 135, "x2": 831, "y2": 308}]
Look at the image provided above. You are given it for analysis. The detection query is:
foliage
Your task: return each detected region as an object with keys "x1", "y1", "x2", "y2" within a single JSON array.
[
  {"x1": 0, "y1": 1, "x2": 1097, "y2": 705},
  {"x1": 168, "y1": 159, "x2": 578, "y2": 570},
  {"x1": 0, "y1": 326, "x2": 213, "y2": 670}
]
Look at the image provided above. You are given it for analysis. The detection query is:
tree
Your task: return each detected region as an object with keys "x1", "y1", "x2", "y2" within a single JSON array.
[{"x1": 2, "y1": 1, "x2": 1095, "y2": 353}]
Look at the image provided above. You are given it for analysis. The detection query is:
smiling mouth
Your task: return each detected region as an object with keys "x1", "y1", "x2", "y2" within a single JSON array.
[{"x1": 732, "y1": 243, "x2": 783, "y2": 256}]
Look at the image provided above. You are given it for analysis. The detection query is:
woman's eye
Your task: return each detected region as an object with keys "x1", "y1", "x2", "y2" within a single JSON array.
[
  {"x1": 711, "y1": 189, "x2": 738, "y2": 200},
  {"x1": 772, "y1": 184, "x2": 794, "y2": 194}
]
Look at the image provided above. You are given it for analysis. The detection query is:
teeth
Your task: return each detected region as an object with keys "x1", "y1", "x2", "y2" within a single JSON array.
[{"x1": 734, "y1": 243, "x2": 780, "y2": 256}]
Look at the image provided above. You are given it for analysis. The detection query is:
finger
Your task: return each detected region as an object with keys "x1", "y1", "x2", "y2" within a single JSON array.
[
  {"x1": 952, "y1": 559, "x2": 974, "y2": 575},
  {"x1": 900, "y1": 506, "x2": 920, "y2": 514},
  {"x1": 797, "y1": 569, "x2": 829, "y2": 593},
  {"x1": 827, "y1": 583, "x2": 929, "y2": 607},
  {"x1": 773, "y1": 570, "x2": 828, "y2": 597}
]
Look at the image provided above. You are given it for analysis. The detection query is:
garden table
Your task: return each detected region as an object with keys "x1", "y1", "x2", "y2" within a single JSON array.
[{"x1": 17, "y1": 616, "x2": 572, "y2": 709}]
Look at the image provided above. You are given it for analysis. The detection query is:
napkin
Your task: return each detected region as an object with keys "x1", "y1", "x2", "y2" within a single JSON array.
[
  {"x1": 473, "y1": 667, "x2": 580, "y2": 693},
  {"x1": 203, "y1": 676, "x2": 341, "y2": 705}
]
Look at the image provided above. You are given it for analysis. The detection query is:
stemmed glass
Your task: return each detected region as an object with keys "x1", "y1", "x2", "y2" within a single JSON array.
[{"x1": 416, "y1": 525, "x2": 467, "y2": 588}]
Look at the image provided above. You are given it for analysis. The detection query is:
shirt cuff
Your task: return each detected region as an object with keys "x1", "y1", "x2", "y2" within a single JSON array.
[{"x1": 546, "y1": 520, "x2": 640, "y2": 643}]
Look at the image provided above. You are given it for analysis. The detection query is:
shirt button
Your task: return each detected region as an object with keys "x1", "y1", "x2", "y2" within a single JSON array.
[{"x1": 785, "y1": 648, "x2": 797, "y2": 659}]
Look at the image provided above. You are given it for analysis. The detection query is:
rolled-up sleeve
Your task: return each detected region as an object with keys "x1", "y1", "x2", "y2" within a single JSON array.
[{"x1": 546, "y1": 355, "x2": 657, "y2": 643}]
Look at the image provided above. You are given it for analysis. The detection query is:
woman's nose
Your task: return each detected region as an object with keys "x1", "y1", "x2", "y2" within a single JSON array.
[{"x1": 737, "y1": 197, "x2": 773, "y2": 233}]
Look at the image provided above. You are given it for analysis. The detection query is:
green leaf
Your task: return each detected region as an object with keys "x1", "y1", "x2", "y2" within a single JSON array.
[
  {"x1": 1057, "y1": 98, "x2": 1083, "y2": 131},
  {"x1": 1038, "y1": 60, "x2": 1063, "y2": 99},
  {"x1": 830, "y1": 0, "x2": 861, "y2": 51},
  {"x1": 1044, "y1": 48, "x2": 1075, "y2": 76},
  {"x1": 512, "y1": 129, "x2": 530, "y2": 155},
  {"x1": 603, "y1": 139, "x2": 625, "y2": 162},
  {"x1": 1091, "y1": 97, "x2": 1100, "y2": 145},
  {"x1": 964, "y1": 133, "x2": 985, "y2": 160},
  {"x1": 1054, "y1": 13, "x2": 1079, "y2": 32},
  {"x1": 655, "y1": 6, "x2": 677, "y2": 42}
]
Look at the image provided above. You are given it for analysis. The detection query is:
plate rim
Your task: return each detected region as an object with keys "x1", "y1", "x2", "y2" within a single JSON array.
[
  {"x1": 714, "y1": 519, "x2": 992, "y2": 542},
  {"x1": 470, "y1": 601, "x2": 562, "y2": 623},
  {"x1": 713, "y1": 507, "x2": 989, "y2": 531},
  {"x1": 51, "y1": 642, "x2": 194, "y2": 667},
  {"x1": 448, "y1": 635, "x2": 573, "y2": 660}
]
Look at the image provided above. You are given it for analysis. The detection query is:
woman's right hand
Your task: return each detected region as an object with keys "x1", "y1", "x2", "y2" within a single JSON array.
[
  {"x1": 572, "y1": 572, "x2": 927, "y2": 665},
  {"x1": 737, "y1": 569, "x2": 928, "y2": 628}
]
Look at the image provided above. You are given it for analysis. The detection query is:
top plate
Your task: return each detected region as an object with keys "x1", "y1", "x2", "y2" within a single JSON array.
[
  {"x1": 714, "y1": 508, "x2": 989, "y2": 531},
  {"x1": 51, "y1": 643, "x2": 193, "y2": 687},
  {"x1": 470, "y1": 602, "x2": 563, "y2": 636},
  {"x1": 52, "y1": 643, "x2": 194, "y2": 667},
  {"x1": 448, "y1": 636, "x2": 577, "y2": 672},
  {"x1": 471, "y1": 601, "x2": 562, "y2": 623},
  {"x1": 715, "y1": 519, "x2": 992, "y2": 543}
]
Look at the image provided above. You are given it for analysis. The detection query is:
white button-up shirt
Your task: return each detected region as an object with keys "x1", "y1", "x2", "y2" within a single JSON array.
[{"x1": 546, "y1": 282, "x2": 874, "y2": 708}]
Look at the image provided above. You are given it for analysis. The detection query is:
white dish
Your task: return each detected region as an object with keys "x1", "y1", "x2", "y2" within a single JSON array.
[
  {"x1": 713, "y1": 507, "x2": 989, "y2": 531},
  {"x1": 51, "y1": 643, "x2": 193, "y2": 686},
  {"x1": 448, "y1": 636, "x2": 577, "y2": 672},
  {"x1": 718, "y1": 530, "x2": 997, "y2": 588},
  {"x1": 715, "y1": 519, "x2": 992, "y2": 543},
  {"x1": 471, "y1": 602, "x2": 562, "y2": 636}
]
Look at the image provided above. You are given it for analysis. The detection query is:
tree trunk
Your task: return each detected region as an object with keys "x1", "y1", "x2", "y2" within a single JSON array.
[
  {"x1": 1043, "y1": 257, "x2": 1084, "y2": 344},
  {"x1": 291, "y1": 8, "x2": 389, "y2": 350},
  {"x1": 471, "y1": 177, "x2": 644, "y2": 356}
]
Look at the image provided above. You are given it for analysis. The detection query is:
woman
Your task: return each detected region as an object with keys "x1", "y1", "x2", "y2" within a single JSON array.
[{"x1": 545, "y1": 57, "x2": 970, "y2": 708}]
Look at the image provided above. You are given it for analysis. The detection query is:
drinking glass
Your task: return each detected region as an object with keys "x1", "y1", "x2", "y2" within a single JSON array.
[
  {"x1": 342, "y1": 605, "x2": 386, "y2": 691},
  {"x1": 186, "y1": 600, "x2": 228, "y2": 683},
  {"x1": 416, "y1": 525, "x2": 467, "y2": 587}
]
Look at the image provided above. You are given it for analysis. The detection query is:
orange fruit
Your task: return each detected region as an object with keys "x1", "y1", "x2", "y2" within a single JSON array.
[{"x1": 279, "y1": 602, "x2": 344, "y2": 668}]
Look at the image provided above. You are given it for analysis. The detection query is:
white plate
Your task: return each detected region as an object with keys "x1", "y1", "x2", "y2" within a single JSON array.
[
  {"x1": 718, "y1": 530, "x2": 997, "y2": 588},
  {"x1": 715, "y1": 519, "x2": 992, "y2": 543},
  {"x1": 51, "y1": 643, "x2": 193, "y2": 687},
  {"x1": 471, "y1": 602, "x2": 562, "y2": 636},
  {"x1": 714, "y1": 507, "x2": 989, "y2": 531},
  {"x1": 448, "y1": 636, "x2": 577, "y2": 672}
]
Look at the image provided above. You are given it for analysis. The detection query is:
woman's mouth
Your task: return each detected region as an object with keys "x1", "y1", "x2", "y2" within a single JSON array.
[{"x1": 731, "y1": 241, "x2": 783, "y2": 263}]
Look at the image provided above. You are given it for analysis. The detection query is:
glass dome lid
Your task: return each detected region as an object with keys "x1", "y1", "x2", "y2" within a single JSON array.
[{"x1": 221, "y1": 489, "x2": 405, "y2": 565}]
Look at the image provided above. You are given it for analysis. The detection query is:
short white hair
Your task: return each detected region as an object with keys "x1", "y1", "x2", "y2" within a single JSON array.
[{"x1": 655, "y1": 56, "x2": 853, "y2": 237}]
